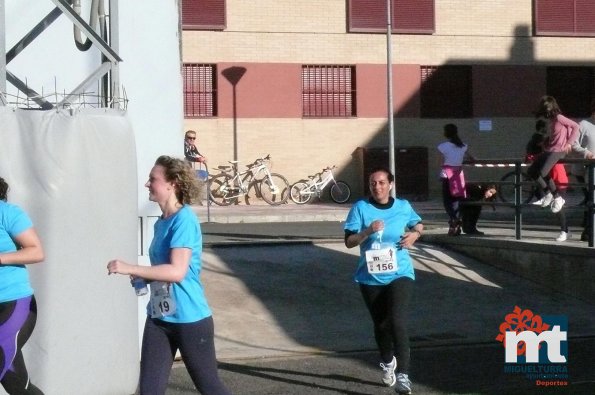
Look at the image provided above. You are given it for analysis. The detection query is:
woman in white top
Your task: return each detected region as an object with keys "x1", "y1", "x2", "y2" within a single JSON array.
[{"x1": 437, "y1": 124, "x2": 473, "y2": 236}]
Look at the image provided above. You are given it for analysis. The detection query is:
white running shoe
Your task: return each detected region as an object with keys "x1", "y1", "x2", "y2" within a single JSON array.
[
  {"x1": 541, "y1": 192, "x2": 554, "y2": 207},
  {"x1": 380, "y1": 356, "x2": 396, "y2": 387},
  {"x1": 395, "y1": 373, "x2": 412, "y2": 394},
  {"x1": 531, "y1": 197, "x2": 545, "y2": 205},
  {"x1": 556, "y1": 231, "x2": 569, "y2": 242},
  {"x1": 551, "y1": 196, "x2": 565, "y2": 213}
]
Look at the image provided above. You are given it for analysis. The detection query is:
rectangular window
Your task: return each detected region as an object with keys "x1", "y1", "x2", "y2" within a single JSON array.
[
  {"x1": 420, "y1": 66, "x2": 472, "y2": 118},
  {"x1": 302, "y1": 65, "x2": 356, "y2": 118},
  {"x1": 535, "y1": 0, "x2": 595, "y2": 37},
  {"x1": 547, "y1": 67, "x2": 594, "y2": 117},
  {"x1": 183, "y1": 64, "x2": 217, "y2": 118},
  {"x1": 348, "y1": 0, "x2": 435, "y2": 34},
  {"x1": 182, "y1": 0, "x2": 226, "y2": 30}
]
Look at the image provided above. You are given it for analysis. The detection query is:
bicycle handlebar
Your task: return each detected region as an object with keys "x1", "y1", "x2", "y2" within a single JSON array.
[{"x1": 250, "y1": 154, "x2": 272, "y2": 166}]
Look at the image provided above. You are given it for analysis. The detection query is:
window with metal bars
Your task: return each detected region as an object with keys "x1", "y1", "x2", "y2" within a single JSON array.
[
  {"x1": 183, "y1": 64, "x2": 217, "y2": 118},
  {"x1": 302, "y1": 65, "x2": 356, "y2": 118},
  {"x1": 348, "y1": 0, "x2": 435, "y2": 34},
  {"x1": 547, "y1": 67, "x2": 595, "y2": 117},
  {"x1": 420, "y1": 65, "x2": 472, "y2": 118},
  {"x1": 534, "y1": 0, "x2": 595, "y2": 37},
  {"x1": 182, "y1": 0, "x2": 226, "y2": 30}
]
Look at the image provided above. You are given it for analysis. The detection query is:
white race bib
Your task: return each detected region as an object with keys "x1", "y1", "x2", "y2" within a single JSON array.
[
  {"x1": 365, "y1": 246, "x2": 398, "y2": 274},
  {"x1": 149, "y1": 281, "x2": 177, "y2": 318}
]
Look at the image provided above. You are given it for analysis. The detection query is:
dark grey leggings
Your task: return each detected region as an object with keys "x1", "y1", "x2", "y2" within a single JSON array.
[
  {"x1": 140, "y1": 316, "x2": 231, "y2": 395},
  {"x1": 359, "y1": 278, "x2": 413, "y2": 374},
  {"x1": 529, "y1": 151, "x2": 567, "y2": 195}
]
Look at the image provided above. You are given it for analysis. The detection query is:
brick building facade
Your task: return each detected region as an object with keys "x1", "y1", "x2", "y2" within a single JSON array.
[{"x1": 181, "y1": 0, "x2": 595, "y2": 200}]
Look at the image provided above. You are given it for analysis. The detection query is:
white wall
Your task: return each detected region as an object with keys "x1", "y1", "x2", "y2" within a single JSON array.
[
  {"x1": 0, "y1": 107, "x2": 139, "y2": 394},
  {"x1": 4, "y1": 0, "x2": 183, "y2": 217},
  {"x1": 3, "y1": 1, "x2": 184, "y2": 393}
]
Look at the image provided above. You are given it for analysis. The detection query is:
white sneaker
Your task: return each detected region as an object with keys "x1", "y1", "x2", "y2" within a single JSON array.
[
  {"x1": 541, "y1": 192, "x2": 553, "y2": 207},
  {"x1": 551, "y1": 196, "x2": 565, "y2": 213},
  {"x1": 395, "y1": 373, "x2": 412, "y2": 394},
  {"x1": 531, "y1": 197, "x2": 545, "y2": 205},
  {"x1": 556, "y1": 231, "x2": 569, "y2": 242},
  {"x1": 380, "y1": 356, "x2": 396, "y2": 387}
]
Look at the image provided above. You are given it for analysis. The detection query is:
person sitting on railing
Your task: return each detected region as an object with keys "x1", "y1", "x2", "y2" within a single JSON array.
[
  {"x1": 460, "y1": 183, "x2": 497, "y2": 236},
  {"x1": 527, "y1": 96, "x2": 579, "y2": 214}
]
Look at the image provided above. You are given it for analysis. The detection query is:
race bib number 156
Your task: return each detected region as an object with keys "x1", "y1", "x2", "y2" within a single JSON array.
[{"x1": 365, "y1": 247, "x2": 398, "y2": 274}]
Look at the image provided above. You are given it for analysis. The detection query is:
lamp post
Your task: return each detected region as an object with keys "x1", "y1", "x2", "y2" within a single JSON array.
[{"x1": 386, "y1": 0, "x2": 396, "y2": 197}]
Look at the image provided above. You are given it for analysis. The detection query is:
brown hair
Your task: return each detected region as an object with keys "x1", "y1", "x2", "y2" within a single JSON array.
[
  {"x1": 0, "y1": 177, "x2": 8, "y2": 201},
  {"x1": 154, "y1": 155, "x2": 201, "y2": 205},
  {"x1": 534, "y1": 96, "x2": 561, "y2": 119}
]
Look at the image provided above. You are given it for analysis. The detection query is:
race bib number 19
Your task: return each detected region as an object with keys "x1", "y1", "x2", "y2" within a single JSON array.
[
  {"x1": 149, "y1": 281, "x2": 177, "y2": 318},
  {"x1": 365, "y1": 247, "x2": 398, "y2": 274}
]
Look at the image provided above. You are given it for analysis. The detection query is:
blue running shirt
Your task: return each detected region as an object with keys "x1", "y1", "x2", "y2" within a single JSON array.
[
  {"x1": 148, "y1": 205, "x2": 211, "y2": 323},
  {"x1": 344, "y1": 198, "x2": 422, "y2": 285},
  {"x1": 0, "y1": 202, "x2": 34, "y2": 303}
]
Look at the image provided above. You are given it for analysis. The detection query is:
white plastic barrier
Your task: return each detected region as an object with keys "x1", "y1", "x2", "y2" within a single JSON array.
[{"x1": 0, "y1": 107, "x2": 139, "y2": 394}]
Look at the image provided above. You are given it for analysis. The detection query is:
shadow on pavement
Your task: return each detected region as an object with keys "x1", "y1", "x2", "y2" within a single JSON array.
[{"x1": 176, "y1": 242, "x2": 595, "y2": 394}]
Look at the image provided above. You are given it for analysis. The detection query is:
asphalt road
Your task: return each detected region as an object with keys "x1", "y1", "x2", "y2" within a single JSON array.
[
  {"x1": 168, "y1": 338, "x2": 595, "y2": 395},
  {"x1": 162, "y1": 235, "x2": 595, "y2": 395}
]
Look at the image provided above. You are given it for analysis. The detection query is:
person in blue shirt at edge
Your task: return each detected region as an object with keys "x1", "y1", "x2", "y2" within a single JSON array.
[
  {"x1": 107, "y1": 156, "x2": 231, "y2": 395},
  {"x1": 0, "y1": 176, "x2": 45, "y2": 395},
  {"x1": 344, "y1": 167, "x2": 423, "y2": 395}
]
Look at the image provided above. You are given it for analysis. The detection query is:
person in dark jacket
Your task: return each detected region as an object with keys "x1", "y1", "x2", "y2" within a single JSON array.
[{"x1": 460, "y1": 183, "x2": 497, "y2": 235}]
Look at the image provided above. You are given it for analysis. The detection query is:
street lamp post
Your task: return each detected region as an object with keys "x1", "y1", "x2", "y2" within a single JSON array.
[{"x1": 386, "y1": 0, "x2": 396, "y2": 197}]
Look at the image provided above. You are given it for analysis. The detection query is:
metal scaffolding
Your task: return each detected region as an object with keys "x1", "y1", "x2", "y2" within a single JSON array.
[{"x1": 0, "y1": 0, "x2": 123, "y2": 109}]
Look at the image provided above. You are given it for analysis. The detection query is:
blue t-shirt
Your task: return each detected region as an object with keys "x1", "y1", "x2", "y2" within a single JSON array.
[
  {"x1": 344, "y1": 197, "x2": 422, "y2": 285},
  {"x1": 148, "y1": 205, "x2": 211, "y2": 323},
  {"x1": 0, "y1": 201, "x2": 34, "y2": 303}
]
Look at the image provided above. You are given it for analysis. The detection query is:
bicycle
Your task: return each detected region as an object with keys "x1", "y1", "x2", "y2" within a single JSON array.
[
  {"x1": 290, "y1": 166, "x2": 351, "y2": 204},
  {"x1": 208, "y1": 154, "x2": 289, "y2": 206}
]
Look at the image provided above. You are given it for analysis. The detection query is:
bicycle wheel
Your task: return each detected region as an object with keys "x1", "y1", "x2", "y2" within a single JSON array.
[
  {"x1": 290, "y1": 181, "x2": 313, "y2": 204},
  {"x1": 259, "y1": 173, "x2": 289, "y2": 205},
  {"x1": 208, "y1": 174, "x2": 237, "y2": 206},
  {"x1": 330, "y1": 181, "x2": 351, "y2": 204},
  {"x1": 498, "y1": 171, "x2": 535, "y2": 204}
]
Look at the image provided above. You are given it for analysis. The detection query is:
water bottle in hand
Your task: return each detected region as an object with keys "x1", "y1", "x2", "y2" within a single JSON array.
[{"x1": 132, "y1": 277, "x2": 148, "y2": 296}]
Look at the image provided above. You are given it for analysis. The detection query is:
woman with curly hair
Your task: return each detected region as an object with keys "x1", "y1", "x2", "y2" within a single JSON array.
[
  {"x1": 107, "y1": 156, "x2": 231, "y2": 395},
  {"x1": 0, "y1": 177, "x2": 45, "y2": 394}
]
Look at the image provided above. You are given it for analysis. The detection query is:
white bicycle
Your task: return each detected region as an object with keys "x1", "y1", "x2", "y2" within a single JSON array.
[
  {"x1": 208, "y1": 154, "x2": 289, "y2": 206},
  {"x1": 290, "y1": 166, "x2": 351, "y2": 204}
]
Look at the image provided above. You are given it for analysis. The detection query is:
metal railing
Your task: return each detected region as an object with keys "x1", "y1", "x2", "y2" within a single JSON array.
[{"x1": 463, "y1": 158, "x2": 595, "y2": 247}]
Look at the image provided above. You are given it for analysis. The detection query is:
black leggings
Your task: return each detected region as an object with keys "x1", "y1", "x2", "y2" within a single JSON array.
[
  {"x1": 359, "y1": 278, "x2": 413, "y2": 373},
  {"x1": 0, "y1": 296, "x2": 43, "y2": 395},
  {"x1": 140, "y1": 315, "x2": 231, "y2": 395}
]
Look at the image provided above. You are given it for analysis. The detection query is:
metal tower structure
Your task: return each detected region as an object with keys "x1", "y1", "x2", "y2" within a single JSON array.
[{"x1": 0, "y1": 0, "x2": 122, "y2": 109}]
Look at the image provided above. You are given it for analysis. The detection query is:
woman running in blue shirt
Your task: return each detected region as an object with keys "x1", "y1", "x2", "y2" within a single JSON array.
[
  {"x1": 107, "y1": 156, "x2": 231, "y2": 395},
  {"x1": 344, "y1": 167, "x2": 423, "y2": 395},
  {"x1": 0, "y1": 177, "x2": 45, "y2": 395}
]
